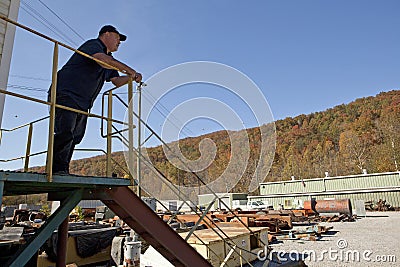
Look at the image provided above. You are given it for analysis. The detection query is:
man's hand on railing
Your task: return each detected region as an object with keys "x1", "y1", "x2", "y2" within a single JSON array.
[
  {"x1": 110, "y1": 73, "x2": 143, "y2": 87},
  {"x1": 121, "y1": 67, "x2": 142, "y2": 84}
]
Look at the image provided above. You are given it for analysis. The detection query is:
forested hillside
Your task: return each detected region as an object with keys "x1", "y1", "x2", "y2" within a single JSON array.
[{"x1": 31, "y1": 90, "x2": 400, "y2": 194}]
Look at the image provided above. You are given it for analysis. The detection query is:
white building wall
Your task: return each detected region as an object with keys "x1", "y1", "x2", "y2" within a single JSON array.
[{"x1": 0, "y1": 0, "x2": 20, "y2": 128}]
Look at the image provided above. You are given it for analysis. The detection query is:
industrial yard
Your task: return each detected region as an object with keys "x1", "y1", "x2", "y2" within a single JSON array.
[
  {"x1": 1, "y1": 197, "x2": 399, "y2": 266},
  {"x1": 101, "y1": 207, "x2": 400, "y2": 266},
  {"x1": 268, "y1": 211, "x2": 400, "y2": 267}
]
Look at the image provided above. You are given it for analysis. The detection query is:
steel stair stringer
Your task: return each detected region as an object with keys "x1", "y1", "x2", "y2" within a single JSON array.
[{"x1": 101, "y1": 186, "x2": 211, "y2": 267}]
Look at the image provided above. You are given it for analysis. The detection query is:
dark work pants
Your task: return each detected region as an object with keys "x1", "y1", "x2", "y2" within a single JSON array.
[{"x1": 52, "y1": 107, "x2": 87, "y2": 173}]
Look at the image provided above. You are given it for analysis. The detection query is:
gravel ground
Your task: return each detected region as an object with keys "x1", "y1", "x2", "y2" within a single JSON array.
[{"x1": 267, "y1": 211, "x2": 400, "y2": 267}]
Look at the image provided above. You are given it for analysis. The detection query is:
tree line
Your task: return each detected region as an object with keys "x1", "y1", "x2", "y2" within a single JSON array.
[{"x1": 9, "y1": 90, "x2": 399, "y2": 204}]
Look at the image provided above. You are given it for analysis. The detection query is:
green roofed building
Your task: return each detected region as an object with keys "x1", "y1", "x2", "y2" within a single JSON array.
[{"x1": 250, "y1": 172, "x2": 400, "y2": 210}]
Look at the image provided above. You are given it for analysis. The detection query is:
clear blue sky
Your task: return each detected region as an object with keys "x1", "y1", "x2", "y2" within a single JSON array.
[{"x1": 1, "y1": 0, "x2": 399, "y2": 170}]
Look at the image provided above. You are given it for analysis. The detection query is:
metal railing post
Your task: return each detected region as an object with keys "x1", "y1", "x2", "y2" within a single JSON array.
[
  {"x1": 137, "y1": 84, "x2": 142, "y2": 196},
  {"x1": 128, "y1": 79, "x2": 134, "y2": 183},
  {"x1": 24, "y1": 123, "x2": 33, "y2": 172},
  {"x1": 46, "y1": 42, "x2": 58, "y2": 181},
  {"x1": 106, "y1": 91, "x2": 113, "y2": 177}
]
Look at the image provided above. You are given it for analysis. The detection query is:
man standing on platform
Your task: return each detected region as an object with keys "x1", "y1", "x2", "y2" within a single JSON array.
[{"x1": 48, "y1": 25, "x2": 142, "y2": 175}]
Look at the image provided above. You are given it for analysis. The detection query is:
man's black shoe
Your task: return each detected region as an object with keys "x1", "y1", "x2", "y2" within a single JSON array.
[{"x1": 53, "y1": 170, "x2": 70, "y2": 175}]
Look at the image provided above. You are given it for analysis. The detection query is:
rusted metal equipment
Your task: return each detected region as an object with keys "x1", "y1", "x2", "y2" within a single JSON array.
[
  {"x1": 163, "y1": 210, "x2": 293, "y2": 233},
  {"x1": 365, "y1": 199, "x2": 396, "y2": 211},
  {"x1": 304, "y1": 199, "x2": 352, "y2": 215},
  {"x1": 123, "y1": 240, "x2": 141, "y2": 267}
]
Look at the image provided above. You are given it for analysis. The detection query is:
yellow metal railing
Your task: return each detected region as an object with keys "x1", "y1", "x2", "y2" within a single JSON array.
[
  {"x1": 0, "y1": 116, "x2": 48, "y2": 171},
  {"x1": 0, "y1": 15, "x2": 136, "y2": 182}
]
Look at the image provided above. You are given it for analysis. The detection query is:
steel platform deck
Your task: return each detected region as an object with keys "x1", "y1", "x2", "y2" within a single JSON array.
[{"x1": 0, "y1": 170, "x2": 132, "y2": 196}]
